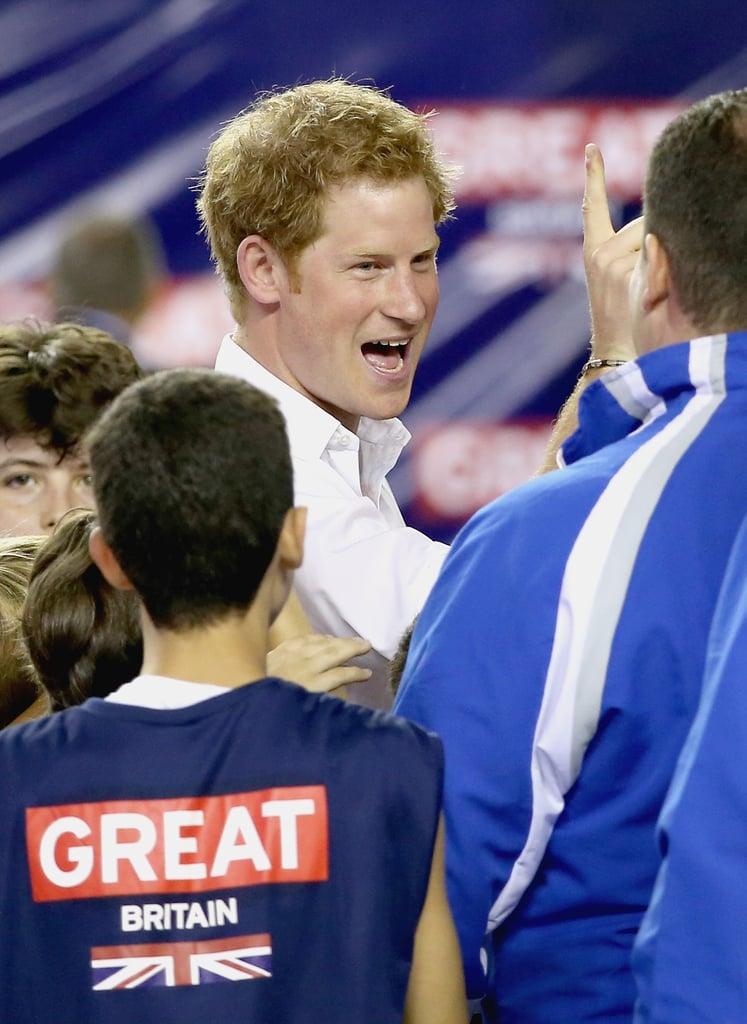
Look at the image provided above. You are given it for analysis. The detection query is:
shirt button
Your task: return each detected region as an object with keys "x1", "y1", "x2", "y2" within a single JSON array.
[{"x1": 339, "y1": 433, "x2": 351, "y2": 447}]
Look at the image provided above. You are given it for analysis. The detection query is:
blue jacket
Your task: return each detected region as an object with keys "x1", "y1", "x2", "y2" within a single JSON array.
[
  {"x1": 633, "y1": 517, "x2": 747, "y2": 1023},
  {"x1": 0, "y1": 679, "x2": 442, "y2": 1024},
  {"x1": 395, "y1": 332, "x2": 747, "y2": 1021}
]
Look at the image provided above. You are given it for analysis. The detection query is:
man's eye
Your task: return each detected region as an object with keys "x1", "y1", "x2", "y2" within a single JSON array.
[{"x1": 3, "y1": 473, "x2": 35, "y2": 489}]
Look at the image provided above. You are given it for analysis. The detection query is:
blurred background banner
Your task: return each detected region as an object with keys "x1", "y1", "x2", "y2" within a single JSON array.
[{"x1": 1, "y1": 0, "x2": 744, "y2": 540}]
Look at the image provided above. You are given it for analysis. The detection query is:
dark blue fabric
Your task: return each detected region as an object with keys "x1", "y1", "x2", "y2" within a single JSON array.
[{"x1": 0, "y1": 678, "x2": 443, "y2": 1023}]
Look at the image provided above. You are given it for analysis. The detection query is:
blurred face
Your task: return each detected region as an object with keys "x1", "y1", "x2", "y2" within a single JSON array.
[
  {"x1": 270, "y1": 177, "x2": 440, "y2": 432},
  {"x1": 0, "y1": 436, "x2": 94, "y2": 537}
]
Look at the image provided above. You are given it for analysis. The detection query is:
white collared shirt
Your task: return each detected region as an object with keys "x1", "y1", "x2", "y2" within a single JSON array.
[{"x1": 215, "y1": 336, "x2": 448, "y2": 708}]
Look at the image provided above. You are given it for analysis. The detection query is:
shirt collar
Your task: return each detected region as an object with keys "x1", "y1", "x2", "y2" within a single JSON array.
[
  {"x1": 105, "y1": 675, "x2": 230, "y2": 709},
  {"x1": 561, "y1": 332, "x2": 737, "y2": 465},
  {"x1": 214, "y1": 335, "x2": 410, "y2": 462}
]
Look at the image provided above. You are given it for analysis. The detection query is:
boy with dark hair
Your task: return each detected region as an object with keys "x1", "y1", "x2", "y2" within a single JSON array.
[
  {"x1": 0, "y1": 319, "x2": 144, "y2": 537},
  {"x1": 0, "y1": 368, "x2": 466, "y2": 1024}
]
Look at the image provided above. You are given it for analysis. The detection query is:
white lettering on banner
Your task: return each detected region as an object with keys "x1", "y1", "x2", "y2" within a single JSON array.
[
  {"x1": 26, "y1": 786, "x2": 329, "y2": 901},
  {"x1": 163, "y1": 810, "x2": 208, "y2": 880},
  {"x1": 38, "y1": 816, "x2": 93, "y2": 888},
  {"x1": 100, "y1": 813, "x2": 158, "y2": 884},
  {"x1": 121, "y1": 897, "x2": 239, "y2": 932},
  {"x1": 209, "y1": 805, "x2": 272, "y2": 877},
  {"x1": 262, "y1": 799, "x2": 315, "y2": 870},
  {"x1": 429, "y1": 102, "x2": 687, "y2": 201}
]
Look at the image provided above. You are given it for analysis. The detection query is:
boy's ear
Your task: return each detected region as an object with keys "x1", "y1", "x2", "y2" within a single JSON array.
[
  {"x1": 641, "y1": 232, "x2": 670, "y2": 312},
  {"x1": 277, "y1": 506, "x2": 306, "y2": 572},
  {"x1": 236, "y1": 235, "x2": 286, "y2": 305},
  {"x1": 89, "y1": 527, "x2": 136, "y2": 591}
]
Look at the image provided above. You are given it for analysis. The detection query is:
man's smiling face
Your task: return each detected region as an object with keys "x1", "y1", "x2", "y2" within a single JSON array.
[{"x1": 269, "y1": 176, "x2": 440, "y2": 432}]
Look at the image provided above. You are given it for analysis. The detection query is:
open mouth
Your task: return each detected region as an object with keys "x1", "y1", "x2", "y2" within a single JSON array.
[{"x1": 361, "y1": 339, "x2": 409, "y2": 373}]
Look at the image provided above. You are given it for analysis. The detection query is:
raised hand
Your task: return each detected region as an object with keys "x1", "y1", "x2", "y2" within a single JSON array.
[{"x1": 582, "y1": 143, "x2": 642, "y2": 362}]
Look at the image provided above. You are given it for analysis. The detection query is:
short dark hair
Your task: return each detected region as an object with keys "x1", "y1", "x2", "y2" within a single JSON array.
[
  {"x1": 87, "y1": 368, "x2": 294, "y2": 631},
  {"x1": 644, "y1": 87, "x2": 747, "y2": 333},
  {"x1": 50, "y1": 216, "x2": 164, "y2": 323},
  {"x1": 22, "y1": 510, "x2": 142, "y2": 712},
  {"x1": 0, "y1": 320, "x2": 144, "y2": 454},
  {"x1": 389, "y1": 617, "x2": 417, "y2": 698}
]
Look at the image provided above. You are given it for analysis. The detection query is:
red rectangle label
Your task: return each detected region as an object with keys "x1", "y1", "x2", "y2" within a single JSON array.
[{"x1": 26, "y1": 785, "x2": 328, "y2": 902}]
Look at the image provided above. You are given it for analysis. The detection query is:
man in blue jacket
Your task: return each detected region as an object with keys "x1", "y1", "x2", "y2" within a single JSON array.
[{"x1": 394, "y1": 87, "x2": 747, "y2": 1021}]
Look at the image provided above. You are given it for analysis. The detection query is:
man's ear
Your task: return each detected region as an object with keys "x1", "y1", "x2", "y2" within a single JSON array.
[
  {"x1": 89, "y1": 527, "x2": 136, "y2": 591},
  {"x1": 276, "y1": 506, "x2": 306, "y2": 572},
  {"x1": 236, "y1": 235, "x2": 286, "y2": 305},
  {"x1": 641, "y1": 233, "x2": 671, "y2": 313}
]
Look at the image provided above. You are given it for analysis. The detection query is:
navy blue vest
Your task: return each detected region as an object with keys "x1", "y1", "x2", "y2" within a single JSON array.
[{"x1": 0, "y1": 679, "x2": 443, "y2": 1023}]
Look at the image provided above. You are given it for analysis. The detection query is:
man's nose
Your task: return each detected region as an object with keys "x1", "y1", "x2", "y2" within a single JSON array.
[
  {"x1": 40, "y1": 481, "x2": 75, "y2": 533},
  {"x1": 382, "y1": 269, "x2": 429, "y2": 323}
]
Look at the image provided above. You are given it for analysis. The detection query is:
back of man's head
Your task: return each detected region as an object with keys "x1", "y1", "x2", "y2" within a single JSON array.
[
  {"x1": 50, "y1": 215, "x2": 164, "y2": 326},
  {"x1": 196, "y1": 78, "x2": 456, "y2": 318},
  {"x1": 644, "y1": 87, "x2": 747, "y2": 334},
  {"x1": 87, "y1": 368, "x2": 294, "y2": 632}
]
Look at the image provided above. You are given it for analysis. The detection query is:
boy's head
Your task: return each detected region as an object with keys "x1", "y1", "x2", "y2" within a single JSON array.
[
  {"x1": 0, "y1": 320, "x2": 144, "y2": 536},
  {"x1": 196, "y1": 78, "x2": 456, "y2": 318},
  {"x1": 87, "y1": 368, "x2": 299, "y2": 632}
]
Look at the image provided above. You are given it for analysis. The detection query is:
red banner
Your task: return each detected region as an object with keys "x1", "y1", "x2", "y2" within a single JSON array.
[{"x1": 26, "y1": 786, "x2": 329, "y2": 901}]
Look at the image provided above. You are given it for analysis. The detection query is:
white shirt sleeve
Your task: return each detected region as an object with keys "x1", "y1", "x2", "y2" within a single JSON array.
[{"x1": 294, "y1": 457, "x2": 448, "y2": 655}]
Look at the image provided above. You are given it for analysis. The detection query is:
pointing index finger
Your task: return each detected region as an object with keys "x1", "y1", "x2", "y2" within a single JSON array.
[{"x1": 582, "y1": 143, "x2": 614, "y2": 256}]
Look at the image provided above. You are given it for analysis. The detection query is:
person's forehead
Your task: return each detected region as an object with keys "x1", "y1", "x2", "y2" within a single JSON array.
[
  {"x1": 0, "y1": 435, "x2": 86, "y2": 467},
  {"x1": 314, "y1": 176, "x2": 438, "y2": 247}
]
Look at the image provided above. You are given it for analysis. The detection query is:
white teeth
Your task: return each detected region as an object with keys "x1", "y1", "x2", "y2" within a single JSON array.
[{"x1": 376, "y1": 340, "x2": 408, "y2": 347}]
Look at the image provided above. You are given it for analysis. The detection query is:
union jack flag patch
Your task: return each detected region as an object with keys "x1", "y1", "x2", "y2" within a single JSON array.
[{"x1": 91, "y1": 933, "x2": 272, "y2": 989}]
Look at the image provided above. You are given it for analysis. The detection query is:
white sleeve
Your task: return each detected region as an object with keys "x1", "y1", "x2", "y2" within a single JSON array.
[{"x1": 292, "y1": 459, "x2": 448, "y2": 658}]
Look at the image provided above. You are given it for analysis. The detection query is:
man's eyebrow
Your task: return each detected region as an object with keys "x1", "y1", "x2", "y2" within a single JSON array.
[
  {"x1": 419, "y1": 239, "x2": 441, "y2": 255},
  {"x1": 0, "y1": 454, "x2": 68, "y2": 471},
  {"x1": 349, "y1": 239, "x2": 441, "y2": 259},
  {"x1": 413, "y1": 238, "x2": 441, "y2": 258}
]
